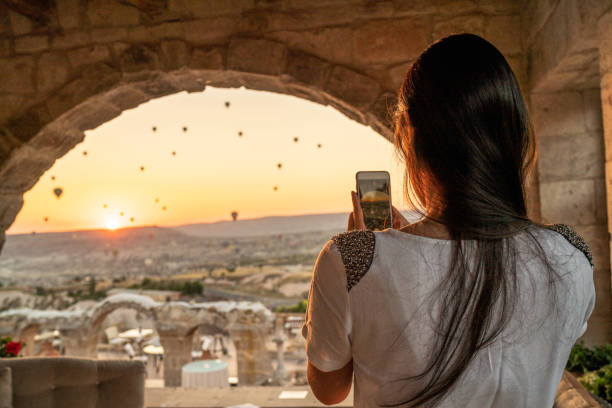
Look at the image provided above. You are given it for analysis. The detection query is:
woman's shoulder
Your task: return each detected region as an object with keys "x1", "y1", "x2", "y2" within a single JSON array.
[
  {"x1": 328, "y1": 229, "x2": 377, "y2": 292},
  {"x1": 529, "y1": 223, "x2": 593, "y2": 268}
]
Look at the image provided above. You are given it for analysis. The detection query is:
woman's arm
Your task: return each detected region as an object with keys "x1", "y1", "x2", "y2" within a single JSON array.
[{"x1": 307, "y1": 359, "x2": 353, "y2": 405}]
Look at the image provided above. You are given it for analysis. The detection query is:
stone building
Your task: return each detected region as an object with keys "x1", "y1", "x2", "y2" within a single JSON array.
[
  {"x1": 0, "y1": 293, "x2": 275, "y2": 387},
  {"x1": 0, "y1": 0, "x2": 611, "y2": 347}
]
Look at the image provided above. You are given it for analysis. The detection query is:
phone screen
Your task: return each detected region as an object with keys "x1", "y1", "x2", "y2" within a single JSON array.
[{"x1": 357, "y1": 172, "x2": 392, "y2": 231}]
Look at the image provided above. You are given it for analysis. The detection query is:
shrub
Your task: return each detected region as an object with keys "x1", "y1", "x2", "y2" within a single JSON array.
[
  {"x1": 567, "y1": 342, "x2": 612, "y2": 374},
  {"x1": 580, "y1": 364, "x2": 612, "y2": 403},
  {"x1": 275, "y1": 299, "x2": 307, "y2": 313},
  {"x1": 134, "y1": 278, "x2": 203, "y2": 296}
]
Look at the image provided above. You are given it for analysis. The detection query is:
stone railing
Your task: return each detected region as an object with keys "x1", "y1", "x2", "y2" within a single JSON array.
[{"x1": 554, "y1": 371, "x2": 605, "y2": 408}]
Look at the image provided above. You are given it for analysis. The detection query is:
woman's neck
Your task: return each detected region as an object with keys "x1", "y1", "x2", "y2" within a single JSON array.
[{"x1": 398, "y1": 216, "x2": 451, "y2": 240}]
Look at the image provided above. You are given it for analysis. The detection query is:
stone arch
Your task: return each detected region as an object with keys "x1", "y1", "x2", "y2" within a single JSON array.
[
  {"x1": 153, "y1": 301, "x2": 274, "y2": 386},
  {"x1": 88, "y1": 293, "x2": 159, "y2": 347},
  {"x1": 0, "y1": 37, "x2": 395, "y2": 248}
]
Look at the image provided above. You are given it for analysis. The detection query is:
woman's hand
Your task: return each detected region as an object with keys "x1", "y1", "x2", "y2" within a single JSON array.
[{"x1": 347, "y1": 191, "x2": 366, "y2": 231}]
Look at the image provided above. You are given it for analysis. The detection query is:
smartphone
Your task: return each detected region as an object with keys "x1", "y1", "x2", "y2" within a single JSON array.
[{"x1": 356, "y1": 171, "x2": 392, "y2": 231}]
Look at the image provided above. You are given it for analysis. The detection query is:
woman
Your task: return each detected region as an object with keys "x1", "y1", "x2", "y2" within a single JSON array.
[{"x1": 301, "y1": 34, "x2": 595, "y2": 407}]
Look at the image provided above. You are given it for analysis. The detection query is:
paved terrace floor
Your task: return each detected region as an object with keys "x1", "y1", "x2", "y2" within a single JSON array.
[
  {"x1": 145, "y1": 372, "x2": 610, "y2": 408},
  {"x1": 145, "y1": 386, "x2": 354, "y2": 407}
]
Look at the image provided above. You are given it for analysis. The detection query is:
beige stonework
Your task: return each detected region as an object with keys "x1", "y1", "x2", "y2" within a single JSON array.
[{"x1": 0, "y1": 294, "x2": 274, "y2": 387}]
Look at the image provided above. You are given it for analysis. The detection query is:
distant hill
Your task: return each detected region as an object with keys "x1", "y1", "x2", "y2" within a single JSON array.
[
  {"x1": 173, "y1": 212, "x2": 350, "y2": 237},
  {"x1": 173, "y1": 210, "x2": 421, "y2": 237},
  {"x1": 0, "y1": 211, "x2": 422, "y2": 292}
]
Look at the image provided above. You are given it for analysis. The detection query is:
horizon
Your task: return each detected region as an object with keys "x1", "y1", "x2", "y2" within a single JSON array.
[{"x1": 5, "y1": 210, "x2": 353, "y2": 236}]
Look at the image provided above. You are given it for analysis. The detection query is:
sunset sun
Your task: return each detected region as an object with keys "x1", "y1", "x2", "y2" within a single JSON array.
[{"x1": 105, "y1": 218, "x2": 119, "y2": 231}]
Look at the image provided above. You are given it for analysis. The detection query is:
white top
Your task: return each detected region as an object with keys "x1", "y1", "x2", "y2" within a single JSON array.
[{"x1": 302, "y1": 226, "x2": 595, "y2": 407}]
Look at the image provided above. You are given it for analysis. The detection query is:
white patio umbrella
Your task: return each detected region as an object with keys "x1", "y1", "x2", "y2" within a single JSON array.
[
  {"x1": 118, "y1": 328, "x2": 153, "y2": 341},
  {"x1": 143, "y1": 344, "x2": 164, "y2": 355}
]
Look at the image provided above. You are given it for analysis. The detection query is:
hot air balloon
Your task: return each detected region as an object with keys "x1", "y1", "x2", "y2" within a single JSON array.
[
  {"x1": 103, "y1": 204, "x2": 107, "y2": 208},
  {"x1": 43, "y1": 216, "x2": 49, "y2": 222},
  {"x1": 225, "y1": 101, "x2": 230, "y2": 108},
  {"x1": 238, "y1": 131, "x2": 243, "y2": 137},
  {"x1": 273, "y1": 186, "x2": 278, "y2": 192},
  {"x1": 120, "y1": 212, "x2": 124, "y2": 216},
  {"x1": 51, "y1": 175, "x2": 55, "y2": 181},
  {"x1": 162, "y1": 206, "x2": 167, "y2": 211},
  {"x1": 317, "y1": 143, "x2": 322, "y2": 148},
  {"x1": 130, "y1": 217, "x2": 134, "y2": 222},
  {"x1": 152, "y1": 126, "x2": 157, "y2": 132},
  {"x1": 231, "y1": 211, "x2": 238, "y2": 221},
  {"x1": 276, "y1": 163, "x2": 282, "y2": 169},
  {"x1": 155, "y1": 198, "x2": 159, "y2": 203},
  {"x1": 82, "y1": 150, "x2": 88, "y2": 156},
  {"x1": 53, "y1": 187, "x2": 63, "y2": 199},
  {"x1": 182, "y1": 126, "x2": 188, "y2": 132},
  {"x1": 171, "y1": 150, "x2": 176, "y2": 156},
  {"x1": 139, "y1": 165, "x2": 145, "y2": 172},
  {"x1": 293, "y1": 137, "x2": 299, "y2": 143}
]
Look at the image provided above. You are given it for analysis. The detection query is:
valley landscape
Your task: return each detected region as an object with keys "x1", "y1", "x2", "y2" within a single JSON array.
[{"x1": 0, "y1": 213, "x2": 351, "y2": 311}]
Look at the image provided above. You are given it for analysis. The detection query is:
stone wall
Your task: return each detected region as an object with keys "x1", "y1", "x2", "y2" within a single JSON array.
[
  {"x1": 521, "y1": 0, "x2": 611, "y2": 93},
  {"x1": 522, "y1": 0, "x2": 612, "y2": 345},
  {"x1": 600, "y1": 11, "x2": 612, "y2": 345},
  {"x1": 532, "y1": 89, "x2": 610, "y2": 344}
]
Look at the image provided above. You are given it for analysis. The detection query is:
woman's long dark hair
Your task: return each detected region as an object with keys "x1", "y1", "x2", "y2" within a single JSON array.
[{"x1": 386, "y1": 34, "x2": 563, "y2": 407}]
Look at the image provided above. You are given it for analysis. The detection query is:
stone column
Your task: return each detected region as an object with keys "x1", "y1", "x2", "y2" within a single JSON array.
[
  {"x1": 601, "y1": 11, "x2": 612, "y2": 284},
  {"x1": 60, "y1": 328, "x2": 96, "y2": 357},
  {"x1": 158, "y1": 330, "x2": 193, "y2": 387},
  {"x1": 531, "y1": 85, "x2": 611, "y2": 344},
  {"x1": 17, "y1": 325, "x2": 39, "y2": 356},
  {"x1": 228, "y1": 323, "x2": 273, "y2": 386},
  {"x1": 272, "y1": 333, "x2": 287, "y2": 385}
]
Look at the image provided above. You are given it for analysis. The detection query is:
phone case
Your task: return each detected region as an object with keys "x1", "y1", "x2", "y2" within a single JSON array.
[{"x1": 356, "y1": 171, "x2": 393, "y2": 230}]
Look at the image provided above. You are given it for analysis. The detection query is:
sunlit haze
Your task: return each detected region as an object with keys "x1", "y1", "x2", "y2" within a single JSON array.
[{"x1": 7, "y1": 87, "x2": 410, "y2": 234}]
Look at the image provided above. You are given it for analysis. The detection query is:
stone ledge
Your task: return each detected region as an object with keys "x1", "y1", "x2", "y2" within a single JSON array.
[
  {"x1": 145, "y1": 385, "x2": 353, "y2": 407},
  {"x1": 554, "y1": 371, "x2": 602, "y2": 408}
]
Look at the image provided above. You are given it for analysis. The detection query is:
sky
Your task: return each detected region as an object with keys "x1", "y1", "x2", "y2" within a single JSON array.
[{"x1": 7, "y1": 86, "x2": 410, "y2": 234}]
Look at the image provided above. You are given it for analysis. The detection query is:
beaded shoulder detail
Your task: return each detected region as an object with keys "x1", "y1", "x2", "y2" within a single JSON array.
[
  {"x1": 330, "y1": 230, "x2": 376, "y2": 292},
  {"x1": 545, "y1": 223, "x2": 593, "y2": 267}
]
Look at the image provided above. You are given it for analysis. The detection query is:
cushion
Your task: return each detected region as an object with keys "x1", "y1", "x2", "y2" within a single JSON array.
[{"x1": 0, "y1": 357, "x2": 144, "y2": 408}]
